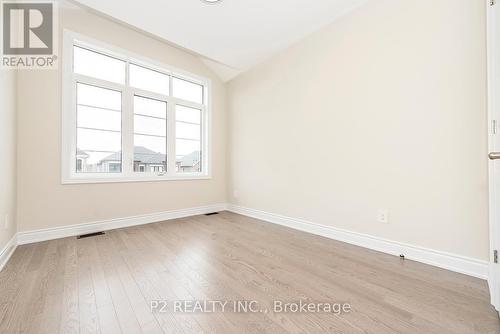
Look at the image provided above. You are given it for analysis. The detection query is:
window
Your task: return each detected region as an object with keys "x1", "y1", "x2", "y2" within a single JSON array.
[{"x1": 63, "y1": 32, "x2": 210, "y2": 183}]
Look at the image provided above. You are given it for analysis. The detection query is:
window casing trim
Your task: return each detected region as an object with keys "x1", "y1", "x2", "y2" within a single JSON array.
[{"x1": 61, "y1": 30, "x2": 212, "y2": 184}]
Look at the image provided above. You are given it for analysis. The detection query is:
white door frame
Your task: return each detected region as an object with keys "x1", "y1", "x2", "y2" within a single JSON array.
[{"x1": 487, "y1": 0, "x2": 500, "y2": 313}]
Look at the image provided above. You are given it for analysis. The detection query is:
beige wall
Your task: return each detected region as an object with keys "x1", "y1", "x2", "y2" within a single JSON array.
[
  {"x1": 16, "y1": 3, "x2": 227, "y2": 232},
  {"x1": 0, "y1": 70, "x2": 17, "y2": 251},
  {"x1": 227, "y1": 0, "x2": 489, "y2": 260}
]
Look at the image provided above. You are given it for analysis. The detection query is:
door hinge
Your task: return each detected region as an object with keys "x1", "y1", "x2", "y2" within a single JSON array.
[
  {"x1": 493, "y1": 120, "x2": 498, "y2": 135},
  {"x1": 492, "y1": 0, "x2": 496, "y2": 6},
  {"x1": 495, "y1": 250, "x2": 499, "y2": 264}
]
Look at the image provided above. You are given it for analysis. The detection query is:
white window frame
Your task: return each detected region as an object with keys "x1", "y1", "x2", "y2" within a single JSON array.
[{"x1": 61, "y1": 30, "x2": 211, "y2": 184}]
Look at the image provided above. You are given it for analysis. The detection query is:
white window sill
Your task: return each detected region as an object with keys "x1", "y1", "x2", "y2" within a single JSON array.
[{"x1": 61, "y1": 174, "x2": 212, "y2": 185}]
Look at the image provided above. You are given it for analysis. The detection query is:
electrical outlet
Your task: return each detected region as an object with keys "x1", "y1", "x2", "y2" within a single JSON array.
[
  {"x1": 233, "y1": 189, "x2": 239, "y2": 198},
  {"x1": 377, "y1": 209, "x2": 389, "y2": 223}
]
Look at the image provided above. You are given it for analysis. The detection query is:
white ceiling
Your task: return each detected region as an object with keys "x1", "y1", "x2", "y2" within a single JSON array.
[{"x1": 72, "y1": 0, "x2": 368, "y2": 81}]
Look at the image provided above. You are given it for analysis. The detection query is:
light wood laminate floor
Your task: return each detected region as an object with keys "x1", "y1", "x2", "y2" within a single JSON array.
[{"x1": 0, "y1": 212, "x2": 498, "y2": 334}]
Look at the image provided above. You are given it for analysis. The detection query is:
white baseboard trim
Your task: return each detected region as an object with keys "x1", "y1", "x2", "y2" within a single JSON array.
[
  {"x1": 0, "y1": 234, "x2": 17, "y2": 272},
  {"x1": 17, "y1": 203, "x2": 227, "y2": 245},
  {"x1": 226, "y1": 204, "x2": 489, "y2": 280}
]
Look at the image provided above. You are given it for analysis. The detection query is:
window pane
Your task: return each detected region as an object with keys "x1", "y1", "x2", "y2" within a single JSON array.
[
  {"x1": 77, "y1": 128, "x2": 121, "y2": 152},
  {"x1": 173, "y1": 77, "x2": 203, "y2": 104},
  {"x1": 77, "y1": 151, "x2": 121, "y2": 173},
  {"x1": 133, "y1": 136, "x2": 167, "y2": 173},
  {"x1": 77, "y1": 105, "x2": 121, "y2": 132},
  {"x1": 76, "y1": 84, "x2": 122, "y2": 174},
  {"x1": 176, "y1": 139, "x2": 201, "y2": 173},
  {"x1": 133, "y1": 96, "x2": 167, "y2": 173},
  {"x1": 134, "y1": 135, "x2": 166, "y2": 154},
  {"x1": 130, "y1": 64, "x2": 169, "y2": 95},
  {"x1": 134, "y1": 95, "x2": 168, "y2": 118},
  {"x1": 77, "y1": 83, "x2": 121, "y2": 111},
  {"x1": 176, "y1": 105, "x2": 200, "y2": 124},
  {"x1": 134, "y1": 115, "x2": 166, "y2": 137},
  {"x1": 176, "y1": 104, "x2": 202, "y2": 173},
  {"x1": 76, "y1": 129, "x2": 122, "y2": 173},
  {"x1": 175, "y1": 138, "x2": 200, "y2": 156},
  {"x1": 176, "y1": 122, "x2": 200, "y2": 140},
  {"x1": 74, "y1": 46, "x2": 125, "y2": 84}
]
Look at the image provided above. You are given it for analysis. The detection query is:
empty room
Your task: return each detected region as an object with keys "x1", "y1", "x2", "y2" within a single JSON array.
[{"x1": 1, "y1": 0, "x2": 500, "y2": 333}]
